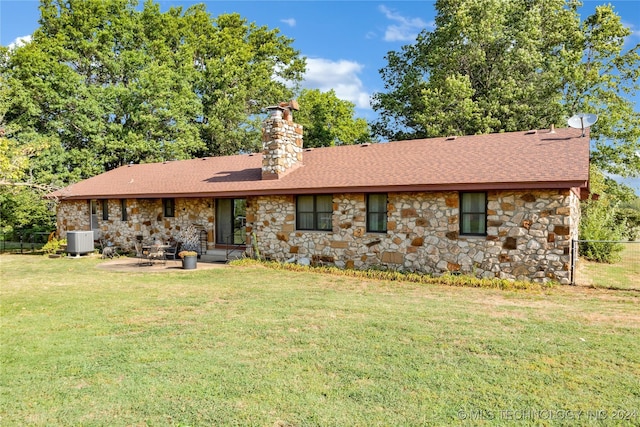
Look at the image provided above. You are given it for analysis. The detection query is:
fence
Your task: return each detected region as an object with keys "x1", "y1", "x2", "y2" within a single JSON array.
[
  {"x1": 0, "y1": 231, "x2": 53, "y2": 254},
  {"x1": 572, "y1": 240, "x2": 640, "y2": 290}
]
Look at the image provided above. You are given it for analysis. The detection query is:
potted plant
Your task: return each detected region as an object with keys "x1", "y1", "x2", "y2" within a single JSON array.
[{"x1": 179, "y1": 250, "x2": 198, "y2": 269}]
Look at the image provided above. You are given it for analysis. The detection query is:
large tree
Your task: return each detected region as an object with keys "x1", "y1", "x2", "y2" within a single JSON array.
[
  {"x1": 2, "y1": 0, "x2": 305, "y2": 179},
  {"x1": 294, "y1": 89, "x2": 371, "y2": 148},
  {"x1": 372, "y1": 0, "x2": 640, "y2": 177}
]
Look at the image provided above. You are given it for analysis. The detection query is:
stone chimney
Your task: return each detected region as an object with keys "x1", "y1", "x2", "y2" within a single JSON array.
[{"x1": 262, "y1": 100, "x2": 303, "y2": 180}]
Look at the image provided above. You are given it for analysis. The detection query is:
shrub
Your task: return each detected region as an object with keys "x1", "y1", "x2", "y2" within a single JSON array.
[
  {"x1": 41, "y1": 237, "x2": 67, "y2": 255},
  {"x1": 616, "y1": 205, "x2": 640, "y2": 241},
  {"x1": 579, "y1": 198, "x2": 625, "y2": 263},
  {"x1": 230, "y1": 258, "x2": 551, "y2": 291}
]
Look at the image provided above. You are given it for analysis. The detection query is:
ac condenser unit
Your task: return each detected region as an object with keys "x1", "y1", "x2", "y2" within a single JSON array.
[{"x1": 66, "y1": 231, "x2": 95, "y2": 256}]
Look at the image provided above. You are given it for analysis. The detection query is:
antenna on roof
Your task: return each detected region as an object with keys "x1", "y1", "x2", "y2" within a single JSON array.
[{"x1": 567, "y1": 113, "x2": 598, "y2": 137}]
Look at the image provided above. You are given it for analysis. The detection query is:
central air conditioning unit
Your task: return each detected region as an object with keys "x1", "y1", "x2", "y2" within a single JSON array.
[{"x1": 66, "y1": 231, "x2": 95, "y2": 256}]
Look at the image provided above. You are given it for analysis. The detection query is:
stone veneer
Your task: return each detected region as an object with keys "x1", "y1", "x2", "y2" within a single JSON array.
[
  {"x1": 261, "y1": 110, "x2": 303, "y2": 180},
  {"x1": 56, "y1": 189, "x2": 580, "y2": 283},
  {"x1": 246, "y1": 190, "x2": 580, "y2": 284},
  {"x1": 56, "y1": 198, "x2": 215, "y2": 251}
]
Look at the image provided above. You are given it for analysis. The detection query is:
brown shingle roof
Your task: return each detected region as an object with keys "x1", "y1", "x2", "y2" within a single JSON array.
[{"x1": 49, "y1": 127, "x2": 589, "y2": 200}]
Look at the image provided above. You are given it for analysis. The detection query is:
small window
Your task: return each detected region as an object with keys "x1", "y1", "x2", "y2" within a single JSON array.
[
  {"x1": 121, "y1": 199, "x2": 128, "y2": 221},
  {"x1": 367, "y1": 194, "x2": 387, "y2": 233},
  {"x1": 163, "y1": 198, "x2": 175, "y2": 218},
  {"x1": 460, "y1": 192, "x2": 486, "y2": 235},
  {"x1": 296, "y1": 195, "x2": 332, "y2": 231},
  {"x1": 102, "y1": 200, "x2": 109, "y2": 220}
]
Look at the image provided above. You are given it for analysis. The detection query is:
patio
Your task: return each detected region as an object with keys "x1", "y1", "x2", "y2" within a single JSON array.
[{"x1": 96, "y1": 256, "x2": 230, "y2": 273}]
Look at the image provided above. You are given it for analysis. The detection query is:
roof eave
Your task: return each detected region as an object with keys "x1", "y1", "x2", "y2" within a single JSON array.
[{"x1": 52, "y1": 180, "x2": 589, "y2": 200}]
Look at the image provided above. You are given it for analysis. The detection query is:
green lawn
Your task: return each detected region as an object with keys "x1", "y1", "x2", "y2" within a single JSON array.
[
  {"x1": 577, "y1": 243, "x2": 640, "y2": 290},
  {"x1": 1, "y1": 255, "x2": 639, "y2": 426}
]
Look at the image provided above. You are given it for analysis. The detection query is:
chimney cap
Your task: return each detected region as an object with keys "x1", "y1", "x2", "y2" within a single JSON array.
[{"x1": 270, "y1": 100, "x2": 299, "y2": 111}]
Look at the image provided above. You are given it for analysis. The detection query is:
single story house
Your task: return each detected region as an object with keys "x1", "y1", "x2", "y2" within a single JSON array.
[{"x1": 49, "y1": 104, "x2": 590, "y2": 283}]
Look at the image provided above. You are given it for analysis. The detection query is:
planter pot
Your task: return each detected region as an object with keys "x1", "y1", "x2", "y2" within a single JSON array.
[{"x1": 182, "y1": 256, "x2": 197, "y2": 270}]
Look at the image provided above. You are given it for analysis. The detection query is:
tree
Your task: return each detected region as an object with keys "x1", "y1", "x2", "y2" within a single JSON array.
[
  {"x1": 293, "y1": 89, "x2": 371, "y2": 148},
  {"x1": 2, "y1": 0, "x2": 306, "y2": 178},
  {"x1": 1, "y1": 0, "x2": 306, "y2": 233},
  {"x1": 372, "y1": 0, "x2": 640, "y2": 177}
]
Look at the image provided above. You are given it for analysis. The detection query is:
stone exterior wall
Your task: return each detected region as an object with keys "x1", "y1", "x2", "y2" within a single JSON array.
[
  {"x1": 56, "y1": 198, "x2": 215, "y2": 251},
  {"x1": 246, "y1": 190, "x2": 580, "y2": 284},
  {"x1": 56, "y1": 189, "x2": 580, "y2": 283},
  {"x1": 57, "y1": 200, "x2": 91, "y2": 233}
]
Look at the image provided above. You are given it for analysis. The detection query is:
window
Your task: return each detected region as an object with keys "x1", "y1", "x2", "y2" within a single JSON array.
[
  {"x1": 296, "y1": 195, "x2": 332, "y2": 231},
  {"x1": 460, "y1": 192, "x2": 486, "y2": 235},
  {"x1": 367, "y1": 193, "x2": 387, "y2": 232},
  {"x1": 90, "y1": 200, "x2": 98, "y2": 231},
  {"x1": 102, "y1": 199, "x2": 109, "y2": 220},
  {"x1": 121, "y1": 199, "x2": 128, "y2": 221},
  {"x1": 163, "y1": 198, "x2": 175, "y2": 218}
]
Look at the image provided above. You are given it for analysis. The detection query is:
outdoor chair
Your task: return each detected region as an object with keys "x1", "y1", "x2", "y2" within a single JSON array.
[
  {"x1": 147, "y1": 245, "x2": 166, "y2": 265},
  {"x1": 164, "y1": 242, "x2": 180, "y2": 261},
  {"x1": 134, "y1": 241, "x2": 151, "y2": 266}
]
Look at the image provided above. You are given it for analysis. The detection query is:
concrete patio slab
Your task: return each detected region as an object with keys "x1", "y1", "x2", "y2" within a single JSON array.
[{"x1": 96, "y1": 257, "x2": 230, "y2": 273}]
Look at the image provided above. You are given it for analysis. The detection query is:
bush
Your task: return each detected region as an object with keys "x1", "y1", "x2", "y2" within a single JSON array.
[
  {"x1": 579, "y1": 198, "x2": 625, "y2": 263},
  {"x1": 230, "y1": 258, "x2": 551, "y2": 291},
  {"x1": 616, "y1": 206, "x2": 640, "y2": 241},
  {"x1": 41, "y1": 237, "x2": 67, "y2": 255}
]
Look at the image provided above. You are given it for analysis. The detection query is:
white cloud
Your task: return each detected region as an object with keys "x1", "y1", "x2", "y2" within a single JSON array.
[
  {"x1": 302, "y1": 58, "x2": 371, "y2": 109},
  {"x1": 379, "y1": 5, "x2": 430, "y2": 42},
  {"x1": 280, "y1": 18, "x2": 296, "y2": 27},
  {"x1": 7, "y1": 35, "x2": 31, "y2": 50}
]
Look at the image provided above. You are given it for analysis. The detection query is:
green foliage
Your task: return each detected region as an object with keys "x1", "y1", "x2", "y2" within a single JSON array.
[
  {"x1": 616, "y1": 204, "x2": 640, "y2": 241},
  {"x1": 579, "y1": 166, "x2": 626, "y2": 262},
  {"x1": 372, "y1": 0, "x2": 640, "y2": 177},
  {"x1": 582, "y1": 165, "x2": 639, "y2": 246},
  {"x1": 2, "y1": 0, "x2": 305, "y2": 179},
  {"x1": 294, "y1": 89, "x2": 371, "y2": 147},
  {"x1": 230, "y1": 258, "x2": 550, "y2": 290},
  {"x1": 1, "y1": 0, "x2": 306, "y2": 234},
  {"x1": 41, "y1": 237, "x2": 66, "y2": 254},
  {"x1": 579, "y1": 197, "x2": 625, "y2": 262},
  {"x1": 0, "y1": 187, "x2": 56, "y2": 234}
]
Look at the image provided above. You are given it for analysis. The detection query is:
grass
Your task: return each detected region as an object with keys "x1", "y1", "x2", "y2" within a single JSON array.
[
  {"x1": 577, "y1": 243, "x2": 640, "y2": 290},
  {"x1": 1, "y1": 254, "x2": 639, "y2": 426}
]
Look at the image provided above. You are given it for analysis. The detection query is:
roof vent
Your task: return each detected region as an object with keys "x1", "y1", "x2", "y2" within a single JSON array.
[
  {"x1": 445, "y1": 136, "x2": 457, "y2": 141},
  {"x1": 360, "y1": 143, "x2": 371, "y2": 147},
  {"x1": 305, "y1": 148, "x2": 314, "y2": 152},
  {"x1": 525, "y1": 130, "x2": 537, "y2": 135}
]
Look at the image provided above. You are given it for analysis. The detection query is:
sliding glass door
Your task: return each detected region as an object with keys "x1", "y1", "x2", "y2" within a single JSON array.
[{"x1": 215, "y1": 199, "x2": 246, "y2": 245}]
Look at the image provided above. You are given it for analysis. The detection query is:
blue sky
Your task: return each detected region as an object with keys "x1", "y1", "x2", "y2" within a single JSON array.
[{"x1": 2, "y1": 0, "x2": 640, "y2": 189}]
